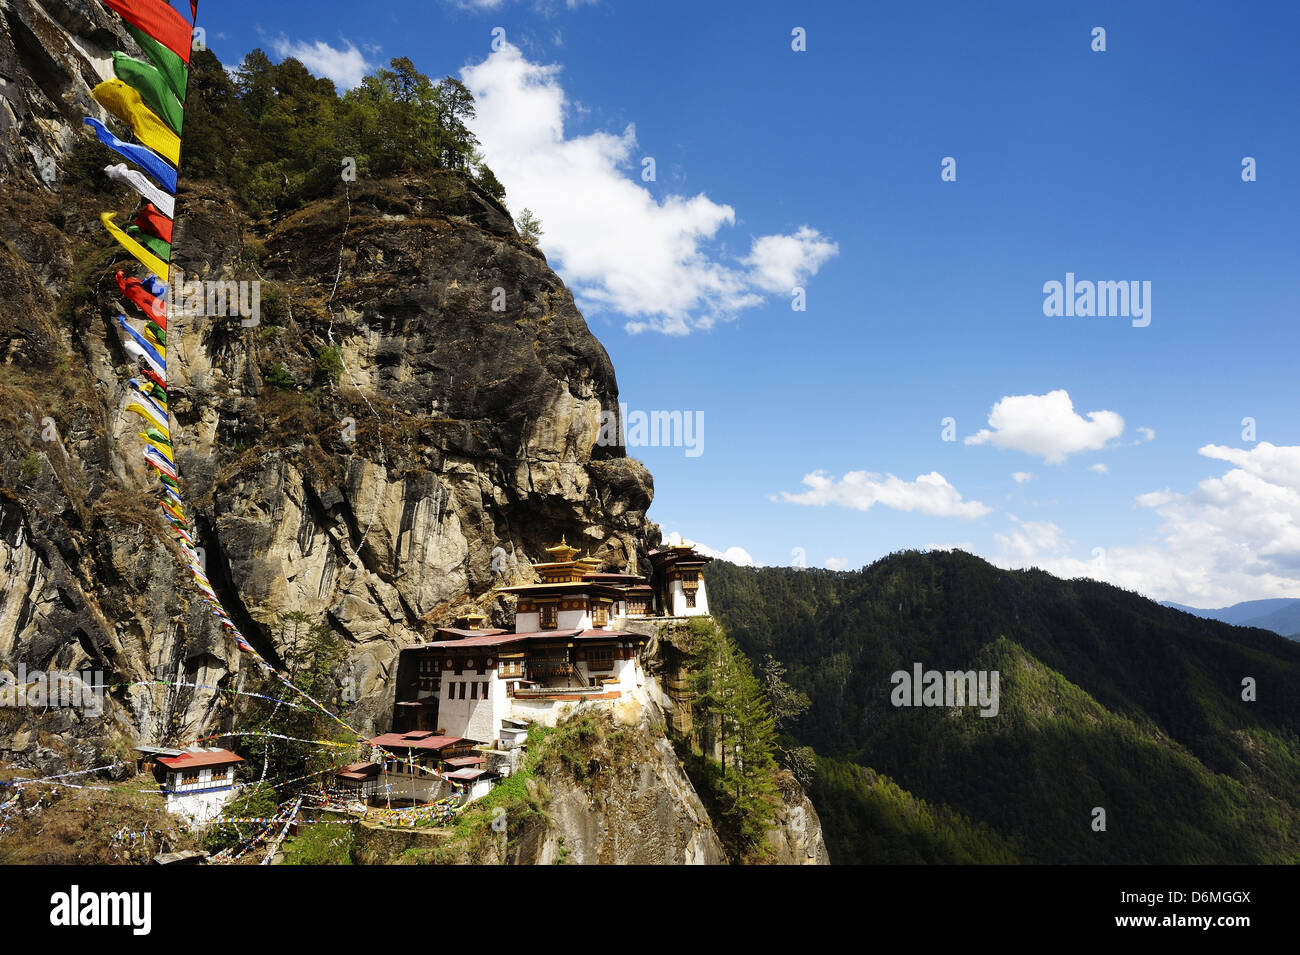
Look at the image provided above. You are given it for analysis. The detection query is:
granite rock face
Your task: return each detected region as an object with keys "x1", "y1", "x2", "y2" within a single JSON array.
[{"x1": 0, "y1": 0, "x2": 656, "y2": 752}]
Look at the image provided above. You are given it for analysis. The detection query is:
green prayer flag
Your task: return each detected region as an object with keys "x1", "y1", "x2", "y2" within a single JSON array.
[
  {"x1": 112, "y1": 52, "x2": 183, "y2": 134},
  {"x1": 125, "y1": 22, "x2": 189, "y2": 105},
  {"x1": 124, "y1": 224, "x2": 171, "y2": 261}
]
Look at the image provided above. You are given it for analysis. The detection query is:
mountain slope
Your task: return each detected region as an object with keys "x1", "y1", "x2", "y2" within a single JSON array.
[
  {"x1": 706, "y1": 551, "x2": 1300, "y2": 863},
  {"x1": 1239, "y1": 603, "x2": 1300, "y2": 637}
]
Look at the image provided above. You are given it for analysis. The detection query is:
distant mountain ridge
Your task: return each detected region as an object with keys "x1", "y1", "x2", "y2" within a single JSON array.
[{"x1": 1161, "y1": 598, "x2": 1300, "y2": 638}]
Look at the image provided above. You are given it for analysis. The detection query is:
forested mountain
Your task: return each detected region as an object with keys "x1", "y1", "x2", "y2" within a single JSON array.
[{"x1": 706, "y1": 551, "x2": 1300, "y2": 863}]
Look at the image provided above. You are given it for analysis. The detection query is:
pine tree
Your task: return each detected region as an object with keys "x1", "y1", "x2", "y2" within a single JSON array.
[{"x1": 515, "y1": 209, "x2": 543, "y2": 245}]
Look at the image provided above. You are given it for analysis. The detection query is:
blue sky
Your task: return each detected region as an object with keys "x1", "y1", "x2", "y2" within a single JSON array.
[{"x1": 195, "y1": 0, "x2": 1300, "y2": 606}]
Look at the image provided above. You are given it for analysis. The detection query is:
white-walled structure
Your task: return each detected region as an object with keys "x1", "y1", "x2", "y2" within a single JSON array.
[
  {"x1": 650, "y1": 544, "x2": 711, "y2": 617},
  {"x1": 155, "y1": 748, "x2": 243, "y2": 824},
  {"x1": 392, "y1": 537, "x2": 713, "y2": 751}
]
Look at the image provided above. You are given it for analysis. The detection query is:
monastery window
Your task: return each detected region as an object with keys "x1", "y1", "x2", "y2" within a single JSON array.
[
  {"x1": 482, "y1": 681, "x2": 490, "y2": 698},
  {"x1": 589, "y1": 647, "x2": 614, "y2": 671},
  {"x1": 593, "y1": 604, "x2": 608, "y2": 627},
  {"x1": 540, "y1": 604, "x2": 558, "y2": 629},
  {"x1": 685, "y1": 592, "x2": 696, "y2": 608}
]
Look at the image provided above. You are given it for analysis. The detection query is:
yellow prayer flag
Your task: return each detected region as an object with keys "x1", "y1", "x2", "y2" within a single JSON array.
[
  {"x1": 91, "y1": 79, "x2": 180, "y2": 165},
  {"x1": 100, "y1": 212, "x2": 169, "y2": 282},
  {"x1": 138, "y1": 432, "x2": 174, "y2": 462}
]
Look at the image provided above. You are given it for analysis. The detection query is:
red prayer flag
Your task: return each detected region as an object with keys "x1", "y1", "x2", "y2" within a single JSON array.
[
  {"x1": 142, "y1": 368, "x2": 169, "y2": 392},
  {"x1": 116, "y1": 269, "x2": 168, "y2": 328},
  {"x1": 135, "y1": 202, "x2": 174, "y2": 243},
  {"x1": 101, "y1": 0, "x2": 193, "y2": 64}
]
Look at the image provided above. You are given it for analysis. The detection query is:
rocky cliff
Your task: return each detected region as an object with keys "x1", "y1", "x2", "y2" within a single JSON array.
[
  {"x1": 0, "y1": 0, "x2": 826, "y2": 863},
  {"x1": 0, "y1": 0, "x2": 654, "y2": 756}
]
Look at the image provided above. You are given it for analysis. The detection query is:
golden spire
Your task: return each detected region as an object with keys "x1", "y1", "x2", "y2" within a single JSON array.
[{"x1": 544, "y1": 535, "x2": 580, "y2": 563}]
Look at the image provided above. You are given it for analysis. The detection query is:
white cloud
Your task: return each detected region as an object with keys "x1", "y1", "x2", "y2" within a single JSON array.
[
  {"x1": 1135, "y1": 426, "x2": 1156, "y2": 444},
  {"x1": 743, "y1": 227, "x2": 840, "y2": 294},
  {"x1": 1135, "y1": 488, "x2": 1174, "y2": 508},
  {"x1": 270, "y1": 37, "x2": 374, "y2": 90},
  {"x1": 778, "y1": 470, "x2": 992, "y2": 519},
  {"x1": 964, "y1": 390, "x2": 1124, "y2": 464},
  {"x1": 1012, "y1": 471, "x2": 1034, "y2": 484},
  {"x1": 1089, "y1": 463, "x2": 1109, "y2": 474},
  {"x1": 1199, "y1": 442, "x2": 1300, "y2": 489},
  {"x1": 995, "y1": 515, "x2": 1070, "y2": 562},
  {"x1": 824, "y1": 557, "x2": 850, "y2": 571},
  {"x1": 461, "y1": 43, "x2": 836, "y2": 334}
]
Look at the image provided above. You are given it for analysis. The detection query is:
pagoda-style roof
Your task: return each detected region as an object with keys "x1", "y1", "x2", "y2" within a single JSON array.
[
  {"x1": 543, "y1": 536, "x2": 580, "y2": 562},
  {"x1": 649, "y1": 542, "x2": 714, "y2": 567}
]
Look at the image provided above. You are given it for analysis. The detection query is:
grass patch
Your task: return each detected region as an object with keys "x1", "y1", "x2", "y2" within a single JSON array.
[{"x1": 282, "y1": 821, "x2": 355, "y2": 865}]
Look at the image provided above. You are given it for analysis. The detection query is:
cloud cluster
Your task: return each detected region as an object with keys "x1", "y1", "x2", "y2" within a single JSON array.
[
  {"x1": 964, "y1": 389, "x2": 1124, "y2": 464},
  {"x1": 269, "y1": 37, "x2": 374, "y2": 90},
  {"x1": 991, "y1": 442, "x2": 1300, "y2": 605},
  {"x1": 461, "y1": 43, "x2": 836, "y2": 334},
  {"x1": 994, "y1": 515, "x2": 1070, "y2": 562},
  {"x1": 778, "y1": 470, "x2": 992, "y2": 519}
]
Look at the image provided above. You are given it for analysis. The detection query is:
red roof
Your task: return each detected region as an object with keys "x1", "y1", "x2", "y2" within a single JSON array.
[
  {"x1": 157, "y1": 749, "x2": 244, "y2": 769},
  {"x1": 335, "y1": 761, "x2": 381, "y2": 780},
  {"x1": 443, "y1": 756, "x2": 486, "y2": 767},
  {"x1": 444, "y1": 768, "x2": 495, "y2": 781},
  {"x1": 431, "y1": 627, "x2": 510, "y2": 640},
  {"x1": 574, "y1": 629, "x2": 642, "y2": 640},
  {"x1": 424, "y1": 627, "x2": 644, "y2": 650},
  {"x1": 426, "y1": 628, "x2": 579, "y2": 649},
  {"x1": 425, "y1": 631, "x2": 565, "y2": 649},
  {"x1": 368, "y1": 732, "x2": 475, "y2": 751}
]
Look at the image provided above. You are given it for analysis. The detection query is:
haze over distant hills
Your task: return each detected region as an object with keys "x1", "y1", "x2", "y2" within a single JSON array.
[{"x1": 1161, "y1": 598, "x2": 1300, "y2": 639}]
